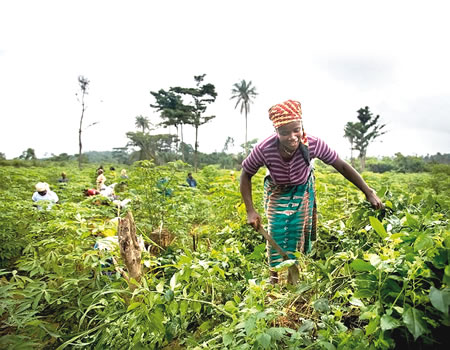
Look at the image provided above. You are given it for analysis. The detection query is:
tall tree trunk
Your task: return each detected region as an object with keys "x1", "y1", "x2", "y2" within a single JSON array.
[
  {"x1": 118, "y1": 211, "x2": 142, "y2": 291},
  {"x1": 350, "y1": 141, "x2": 355, "y2": 167},
  {"x1": 360, "y1": 152, "x2": 366, "y2": 172},
  {"x1": 194, "y1": 126, "x2": 199, "y2": 172},
  {"x1": 245, "y1": 106, "x2": 248, "y2": 156},
  {"x1": 78, "y1": 95, "x2": 85, "y2": 170},
  {"x1": 180, "y1": 124, "x2": 185, "y2": 161},
  {"x1": 175, "y1": 125, "x2": 180, "y2": 158},
  {"x1": 180, "y1": 124, "x2": 184, "y2": 144}
]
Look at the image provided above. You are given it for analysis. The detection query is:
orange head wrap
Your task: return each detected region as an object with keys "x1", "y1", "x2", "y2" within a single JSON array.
[{"x1": 268, "y1": 99, "x2": 308, "y2": 146}]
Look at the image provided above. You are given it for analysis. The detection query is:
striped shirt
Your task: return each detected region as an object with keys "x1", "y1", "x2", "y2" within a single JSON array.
[{"x1": 242, "y1": 134, "x2": 338, "y2": 185}]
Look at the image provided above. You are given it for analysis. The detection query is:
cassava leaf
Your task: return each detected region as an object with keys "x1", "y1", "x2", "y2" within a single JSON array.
[
  {"x1": 403, "y1": 306, "x2": 428, "y2": 340},
  {"x1": 369, "y1": 216, "x2": 387, "y2": 238},
  {"x1": 256, "y1": 333, "x2": 271, "y2": 349},
  {"x1": 380, "y1": 314, "x2": 401, "y2": 330},
  {"x1": 414, "y1": 234, "x2": 433, "y2": 252},
  {"x1": 350, "y1": 259, "x2": 375, "y2": 272},
  {"x1": 429, "y1": 286, "x2": 450, "y2": 315},
  {"x1": 405, "y1": 213, "x2": 420, "y2": 229}
]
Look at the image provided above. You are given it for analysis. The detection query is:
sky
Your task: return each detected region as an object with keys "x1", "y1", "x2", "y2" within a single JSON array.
[{"x1": 1, "y1": 0, "x2": 449, "y2": 160}]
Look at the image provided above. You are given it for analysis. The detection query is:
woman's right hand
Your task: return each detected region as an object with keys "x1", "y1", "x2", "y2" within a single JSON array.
[
  {"x1": 366, "y1": 188, "x2": 384, "y2": 210},
  {"x1": 247, "y1": 210, "x2": 262, "y2": 230}
]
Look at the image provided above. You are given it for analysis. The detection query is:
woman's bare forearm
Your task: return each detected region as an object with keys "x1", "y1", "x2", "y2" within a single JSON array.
[{"x1": 240, "y1": 170, "x2": 255, "y2": 213}]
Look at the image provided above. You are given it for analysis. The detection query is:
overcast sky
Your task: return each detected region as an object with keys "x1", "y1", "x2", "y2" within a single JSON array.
[{"x1": 1, "y1": 0, "x2": 449, "y2": 160}]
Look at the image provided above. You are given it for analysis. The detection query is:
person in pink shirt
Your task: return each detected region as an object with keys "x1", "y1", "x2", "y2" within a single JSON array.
[{"x1": 240, "y1": 99, "x2": 383, "y2": 283}]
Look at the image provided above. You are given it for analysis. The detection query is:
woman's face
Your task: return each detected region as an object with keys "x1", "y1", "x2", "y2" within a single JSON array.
[{"x1": 276, "y1": 121, "x2": 302, "y2": 151}]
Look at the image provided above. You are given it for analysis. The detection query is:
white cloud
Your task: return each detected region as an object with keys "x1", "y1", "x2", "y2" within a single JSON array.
[{"x1": 1, "y1": 0, "x2": 449, "y2": 159}]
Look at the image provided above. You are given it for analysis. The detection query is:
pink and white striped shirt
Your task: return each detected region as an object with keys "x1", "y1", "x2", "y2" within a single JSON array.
[{"x1": 242, "y1": 134, "x2": 338, "y2": 185}]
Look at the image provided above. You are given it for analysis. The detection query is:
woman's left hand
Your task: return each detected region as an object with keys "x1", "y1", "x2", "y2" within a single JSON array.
[{"x1": 366, "y1": 189, "x2": 384, "y2": 209}]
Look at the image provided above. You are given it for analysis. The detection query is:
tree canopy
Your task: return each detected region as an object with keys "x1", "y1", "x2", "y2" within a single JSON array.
[
  {"x1": 344, "y1": 106, "x2": 386, "y2": 171},
  {"x1": 19, "y1": 148, "x2": 36, "y2": 160},
  {"x1": 171, "y1": 74, "x2": 217, "y2": 171}
]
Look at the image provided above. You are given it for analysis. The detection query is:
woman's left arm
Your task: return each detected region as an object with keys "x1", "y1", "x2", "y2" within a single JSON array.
[{"x1": 331, "y1": 157, "x2": 384, "y2": 209}]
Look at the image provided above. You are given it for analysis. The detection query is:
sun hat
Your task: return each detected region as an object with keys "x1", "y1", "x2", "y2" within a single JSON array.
[{"x1": 35, "y1": 182, "x2": 49, "y2": 192}]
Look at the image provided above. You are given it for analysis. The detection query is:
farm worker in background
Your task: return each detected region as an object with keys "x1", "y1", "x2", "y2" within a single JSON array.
[
  {"x1": 240, "y1": 99, "x2": 383, "y2": 284},
  {"x1": 115, "y1": 169, "x2": 129, "y2": 193},
  {"x1": 157, "y1": 178, "x2": 173, "y2": 196},
  {"x1": 186, "y1": 173, "x2": 197, "y2": 187},
  {"x1": 100, "y1": 183, "x2": 117, "y2": 201},
  {"x1": 32, "y1": 182, "x2": 59, "y2": 210},
  {"x1": 84, "y1": 188, "x2": 100, "y2": 196},
  {"x1": 96, "y1": 169, "x2": 106, "y2": 190},
  {"x1": 58, "y1": 172, "x2": 68, "y2": 183},
  {"x1": 109, "y1": 166, "x2": 117, "y2": 180},
  {"x1": 120, "y1": 169, "x2": 129, "y2": 179},
  {"x1": 98, "y1": 183, "x2": 131, "y2": 208}
]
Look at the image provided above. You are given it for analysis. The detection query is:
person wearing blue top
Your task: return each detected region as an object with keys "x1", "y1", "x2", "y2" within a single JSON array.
[
  {"x1": 58, "y1": 172, "x2": 68, "y2": 183},
  {"x1": 186, "y1": 173, "x2": 197, "y2": 187}
]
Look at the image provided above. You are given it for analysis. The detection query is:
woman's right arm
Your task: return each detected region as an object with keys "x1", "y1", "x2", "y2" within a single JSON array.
[{"x1": 240, "y1": 170, "x2": 261, "y2": 229}]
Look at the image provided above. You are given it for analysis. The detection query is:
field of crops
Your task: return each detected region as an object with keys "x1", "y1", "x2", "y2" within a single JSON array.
[{"x1": 0, "y1": 161, "x2": 449, "y2": 349}]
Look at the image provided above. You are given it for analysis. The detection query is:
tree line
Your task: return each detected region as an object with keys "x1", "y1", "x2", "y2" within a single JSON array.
[{"x1": 2, "y1": 74, "x2": 447, "y2": 173}]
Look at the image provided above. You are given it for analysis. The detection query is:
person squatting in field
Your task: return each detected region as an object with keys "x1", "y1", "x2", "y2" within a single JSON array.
[
  {"x1": 186, "y1": 172, "x2": 197, "y2": 187},
  {"x1": 84, "y1": 184, "x2": 131, "y2": 208},
  {"x1": 32, "y1": 182, "x2": 59, "y2": 210},
  {"x1": 58, "y1": 171, "x2": 68, "y2": 183},
  {"x1": 240, "y1": 99, "x2": 383, "y2": 283}
]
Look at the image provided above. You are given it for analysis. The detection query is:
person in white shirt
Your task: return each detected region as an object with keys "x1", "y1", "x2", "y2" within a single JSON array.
[
  {"x1": 100, "y1": 183, "x2": 116, "y2": 200},
  {"x1": 32, "y1": 182, "x2": 59, "y2": 210}
]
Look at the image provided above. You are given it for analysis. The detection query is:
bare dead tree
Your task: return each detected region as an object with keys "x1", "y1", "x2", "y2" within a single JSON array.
[
  {"x1": 77, "y1": 75, "x2": 90, "y2": 169},
  {"x1": 117, "y1": 211, "x2": 142, "y2": 291}
]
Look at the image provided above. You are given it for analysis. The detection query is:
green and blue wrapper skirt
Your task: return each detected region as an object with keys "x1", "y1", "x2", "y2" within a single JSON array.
[{"x1": 263, "y1": 174, "x2": 317, "y2": 268}]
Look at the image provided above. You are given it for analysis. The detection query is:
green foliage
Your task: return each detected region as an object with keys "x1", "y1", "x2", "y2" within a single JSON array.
[
  {"x1": 344, "y1": 106, "x2": 386, "y2": 171},
  {"x1": 426, "y1": 163, "x2": 450, "y2": 199},
  {"x1": 423, "y1": 152, "x2": 450, "y2": 164},
  {"x1": 0, "y1": 164, "x2": 449, "y2": 349},
  {"x1": 393, "y1": 153, "x2": 426, "y2": 173},
  {"x1": 18, "y1": 148, "x2": 37, "y2": 161},
  {"x1": 362, "y1": 155, "x2": 449, "y2": 175},
  {"x1": 171, "y1": 74, "x2": 218, "y2": 171},
  {"x1": 126, "y1": 131, "x2": 179, "y2": 162}
]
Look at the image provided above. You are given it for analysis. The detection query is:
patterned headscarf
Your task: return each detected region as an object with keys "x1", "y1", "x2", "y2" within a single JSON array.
[{"x1": 268, "y1": 99, "x2": 308, "y2": 146}]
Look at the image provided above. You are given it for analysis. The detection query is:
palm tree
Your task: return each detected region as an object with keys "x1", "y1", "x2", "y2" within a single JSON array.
[
  {"x1": 230, "y1": 80, "x2": 258, "y2": 156},
  {"x1": 135, "y1": 115, "x2": 150, "y2": 133}
]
